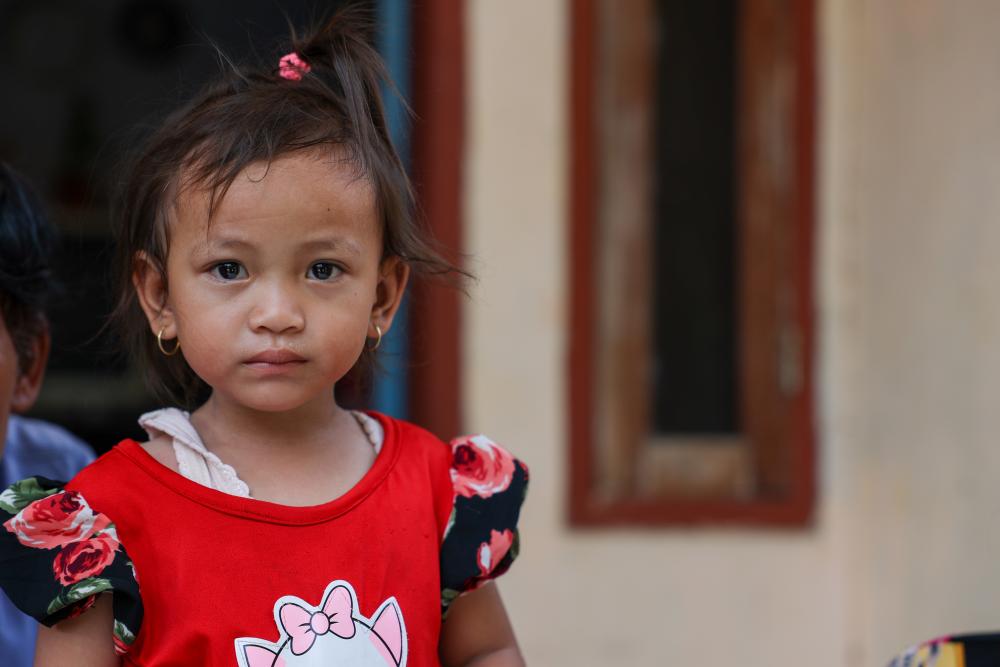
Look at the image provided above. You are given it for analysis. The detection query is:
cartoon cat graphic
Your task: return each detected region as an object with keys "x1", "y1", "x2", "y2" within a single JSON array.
[{"x1": 235, "y1": 580, "x2": 407, "y2": 667}]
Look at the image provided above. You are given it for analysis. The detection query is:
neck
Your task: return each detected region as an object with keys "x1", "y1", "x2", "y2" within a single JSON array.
[{"x1": 190, "y1": 390, "x2": 350, "y2": 456}]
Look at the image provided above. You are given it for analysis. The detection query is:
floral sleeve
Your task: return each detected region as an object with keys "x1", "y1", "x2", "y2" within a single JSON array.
[
  {"x1": 0, "y1": 477, "x2": 143, "y2": 655},
  {"x1": 439, "y1": 435, "x2": 529, "y2": 618},
  {"x1": 887, "y1": 633, "x2": 1000, "y2": 667}
]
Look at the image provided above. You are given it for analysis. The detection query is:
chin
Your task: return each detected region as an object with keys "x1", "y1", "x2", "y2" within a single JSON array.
[
  {"x1": 245, "y1": 397, "x2": 313, "y2": 413},
  {"x1": 230, "y1": 387, "x2": 321, "y2": 414}
]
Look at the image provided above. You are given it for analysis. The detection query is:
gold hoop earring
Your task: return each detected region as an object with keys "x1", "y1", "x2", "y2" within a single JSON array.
[
  {"x1": 157, "y1": 327, "x2": 181, "y2": 356},
  {"x1": 369, "y1": 324, "x2": 383, "y2": 352}
]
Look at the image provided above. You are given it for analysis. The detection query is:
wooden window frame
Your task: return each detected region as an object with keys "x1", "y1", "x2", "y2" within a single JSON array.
[
  {"x1": 568, "y1": 0, "x2": 817, "y2": 526},
  {"x1": 409, "y1": 0, "x2": 465, "y2": 438}
]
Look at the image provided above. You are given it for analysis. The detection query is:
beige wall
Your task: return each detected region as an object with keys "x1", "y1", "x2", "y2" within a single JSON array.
[
  {"x1": 463, "y1": 1, "x2": 1000, "y2": 665},
  {"x1": 826, "y1": 0, "x2": 1000, "y2": 661}
]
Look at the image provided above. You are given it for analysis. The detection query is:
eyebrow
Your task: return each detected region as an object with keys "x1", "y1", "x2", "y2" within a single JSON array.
[
  {"x1": 297, "y1": 238, "x2": 363, "y2": 256},
  {"x1": 197, "y1": 236, "x2": 363, "y2": 256}
]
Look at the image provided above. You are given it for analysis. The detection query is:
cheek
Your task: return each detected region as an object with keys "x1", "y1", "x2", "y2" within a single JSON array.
[
  {"x1": 320, "y1": 307, "x2": 370, "y2": 367},
  {"x1": 174, "y1": 336, "x2": 229, "y2": 390},
  {"x1": 168, "y1": 290, "x2": 236, "y2": 379},
  {"x1": 179, "y1": 334, "x2": 228, "y2": 372}
]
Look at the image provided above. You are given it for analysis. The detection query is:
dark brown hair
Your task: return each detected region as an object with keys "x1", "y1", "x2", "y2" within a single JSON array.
[
  {"x1": 0, "y1": 162, "x2": 56, "y2": 375},
  {"x1": 111, "y1": 8, "x2": 465, "y2": 407}
]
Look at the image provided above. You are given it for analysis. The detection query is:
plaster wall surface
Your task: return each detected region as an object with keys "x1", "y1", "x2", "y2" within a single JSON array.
[
  {"x1": 463, "y1": 1, "x2": 1000, "y2": 664},
  {"x1": 830, "y1": 1, "x2": 1000, "y2": 661}
]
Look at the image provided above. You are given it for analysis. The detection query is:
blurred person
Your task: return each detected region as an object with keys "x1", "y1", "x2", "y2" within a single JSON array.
[
  {"x1": 0, "y1": 9, "x2": 528, "y2": 667},
  {"x1": 0, "y1": 162, "x2": 94, "y2": 667}
]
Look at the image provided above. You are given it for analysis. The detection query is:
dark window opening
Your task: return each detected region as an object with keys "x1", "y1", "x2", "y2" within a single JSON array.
[{"x1": 651, "y1": 0, "x2": 739, "y2": 435}]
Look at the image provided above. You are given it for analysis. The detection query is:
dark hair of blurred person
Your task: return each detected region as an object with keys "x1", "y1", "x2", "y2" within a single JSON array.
[
  {"x1": 0, "y1": 162, "x2": 94, "y2": 667},
  {"x1": 0, "y1": 163, "x2": 56, "y2": 386}
]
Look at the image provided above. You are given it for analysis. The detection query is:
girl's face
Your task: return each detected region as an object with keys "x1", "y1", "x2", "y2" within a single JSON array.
[{"x1": 135, "y1": 151, "x2": 408, "y2": 413}]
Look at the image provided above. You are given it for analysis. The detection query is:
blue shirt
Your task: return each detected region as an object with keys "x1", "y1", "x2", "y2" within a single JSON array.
[{"x1": 0, "y1": 416, "x2": 93, "y2": 667}]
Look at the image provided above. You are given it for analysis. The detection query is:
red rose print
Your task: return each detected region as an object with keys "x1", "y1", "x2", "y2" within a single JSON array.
[
  {"x1": 476, "y1": 529, "x2": 514, "y2": 578},
  {"x1": 113, "y1": 634, "x2": 130, "y2": 656},
  {"x1": 63, "y1": 595, "x2": 97, "y2": 621},
  {"x1": 3, "y1": 491, "x2": 111, "y2": 549},
  {"x1": 450, "y1": 435, "x2": 516, "y2": 499},
  {"x1": 53, "y1": 533, "x2": 119, "y2": 586}
]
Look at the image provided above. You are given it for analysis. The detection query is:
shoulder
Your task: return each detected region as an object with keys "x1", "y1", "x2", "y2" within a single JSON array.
[
  {"x1": 136, "y1": 433, "x2": 179, "y2": 474},
  {"x1": 4, "y1": 416, "x2": 94, "y2": 477},
  {"x1": 375, "y1": 413, "x2": 529, "y2": 489},
  {"x1": 0, "y1": 474, "x2": 144, "y2": 650},
  {"x1": 374, "y1": 414, "x2": 529, "y2": 508},
  {"x1": 373, "y1": 412, "x2": 453, "y2": 468},
  {"x1": 377, "y1": 413, "x2": 446, "y2": 446},
  {"x1": 375, "y1": 413, "x2": 528, "y2": 472},
  {"x1": 63, "y1": 437, "x2": 164, "y2": 513}
]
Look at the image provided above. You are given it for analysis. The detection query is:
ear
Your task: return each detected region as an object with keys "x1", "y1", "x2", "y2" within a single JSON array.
[
  {"x1": 132, "y1": 251, "x2": 177, "y2": 339},
  {"x1": 11, "y1": 327, "x2": 50, "y2": 414},
  {"x1": 236, "y1": 643, "x2": 281, "y2": 667},
  {"x1": 368, "y1": 257, "x2": 410, "y2": 338},
  {"x1": 371, "y1": 597, "x2": 405, "y2": 666}
]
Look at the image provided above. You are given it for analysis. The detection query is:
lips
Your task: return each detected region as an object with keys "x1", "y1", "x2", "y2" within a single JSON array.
[{"x1": 244, "y1": 349, "x2": 306, "y2": 365}]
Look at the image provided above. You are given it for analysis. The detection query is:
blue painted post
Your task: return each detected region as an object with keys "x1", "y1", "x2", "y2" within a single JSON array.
[{"x1": 371, "y1": 0, "x2": 411, "y2": 418}]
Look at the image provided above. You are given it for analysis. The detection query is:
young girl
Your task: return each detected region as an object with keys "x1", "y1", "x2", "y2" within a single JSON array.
[{"x1": 0, "y1": 12, "x2": 527, "y2": 667}]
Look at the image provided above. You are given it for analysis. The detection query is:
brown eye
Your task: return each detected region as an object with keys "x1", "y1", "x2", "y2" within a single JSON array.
[
  {"x1": 215, "y1": 262, "x2": 246, "y2": 280},
  {"x1": 308, "y1": 262, "x2": 340, "y2": 280}
]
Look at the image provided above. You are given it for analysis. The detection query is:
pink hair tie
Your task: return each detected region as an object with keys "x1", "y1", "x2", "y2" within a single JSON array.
[{"x1": 278, "y1": 52, "x2": 311, "y2": 81}]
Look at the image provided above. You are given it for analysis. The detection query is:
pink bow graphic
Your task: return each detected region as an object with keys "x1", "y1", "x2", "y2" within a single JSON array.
[{"x1": 279, "y1": 585, "x2": 357, "y2": 655}]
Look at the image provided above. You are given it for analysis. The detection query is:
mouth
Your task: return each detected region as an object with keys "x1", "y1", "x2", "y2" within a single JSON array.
[{"x1": 243, "y1": 349, "x2": 307, "y2": 369}]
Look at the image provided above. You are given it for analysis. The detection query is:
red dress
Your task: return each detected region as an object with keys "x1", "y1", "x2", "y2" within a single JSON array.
[{"x1": 0, "y1": 412, "x2": 528, "y2": 667}]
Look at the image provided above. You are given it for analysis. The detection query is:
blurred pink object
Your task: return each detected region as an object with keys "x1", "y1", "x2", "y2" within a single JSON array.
[{"x1": 278, "y1": 52, "x2": 311, "y2": 81}]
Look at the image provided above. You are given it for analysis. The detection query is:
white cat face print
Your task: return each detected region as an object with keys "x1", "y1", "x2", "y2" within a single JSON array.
[{"x1": 235, "y1": 580, "x2": 407, "y2": 667}]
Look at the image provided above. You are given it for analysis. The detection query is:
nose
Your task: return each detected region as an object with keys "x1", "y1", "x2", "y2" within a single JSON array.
[{"x1": 247, "y1": 279, "x2": 305, "y2": 334}]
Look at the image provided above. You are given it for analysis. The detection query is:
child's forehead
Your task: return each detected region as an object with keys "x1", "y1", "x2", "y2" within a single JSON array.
[{"x1": 170, "y1": 152, "x2": 379, "y2": 243}]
